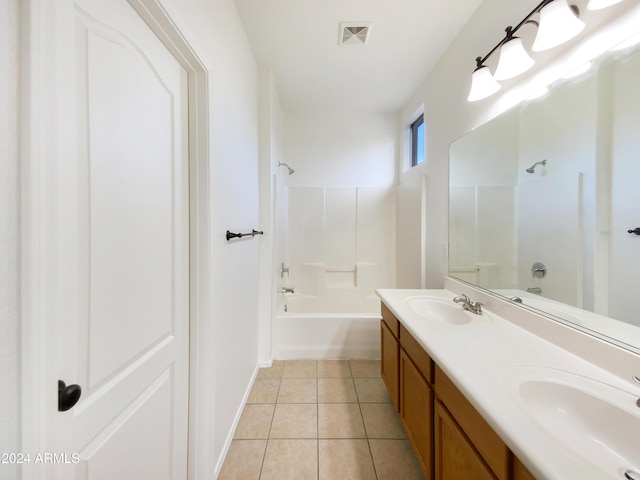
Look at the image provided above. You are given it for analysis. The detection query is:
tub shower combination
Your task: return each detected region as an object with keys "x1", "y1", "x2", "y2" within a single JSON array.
[{"x1": 272, "y1": 185, "x2": 396, "y2": 360}]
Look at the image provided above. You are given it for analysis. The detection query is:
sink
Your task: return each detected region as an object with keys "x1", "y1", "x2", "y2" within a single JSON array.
[
  {"x1": 404, "y1": 296, "x2": 484, "y2": 325},
  {"x1": 507, "y1": 366, "x2": 640, "y2": 475}
]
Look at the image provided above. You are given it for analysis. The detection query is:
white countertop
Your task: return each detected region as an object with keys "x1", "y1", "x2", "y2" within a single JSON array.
[{"x1": 376, "y1": 286, "x2": 640, "y2": 480}]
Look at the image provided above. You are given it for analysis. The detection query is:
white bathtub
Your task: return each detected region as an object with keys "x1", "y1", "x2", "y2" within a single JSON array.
[{"x1": 273, "y1": 295, "x2": 382, "y2": 359}]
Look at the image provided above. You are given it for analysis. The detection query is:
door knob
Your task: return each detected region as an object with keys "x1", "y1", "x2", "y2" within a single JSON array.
[{"x1": 58, "y1": 380, "x2": 82, "y2": 412}]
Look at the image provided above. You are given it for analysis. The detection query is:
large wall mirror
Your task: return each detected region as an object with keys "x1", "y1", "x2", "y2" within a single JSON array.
[{"x1": 449, "y1": 31, "x2": 640, "y2": 354}]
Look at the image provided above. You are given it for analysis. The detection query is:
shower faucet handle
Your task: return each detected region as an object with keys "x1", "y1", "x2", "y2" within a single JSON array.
[{"x1": 278, "y1": 262, "x2": 290, "y2": 278}]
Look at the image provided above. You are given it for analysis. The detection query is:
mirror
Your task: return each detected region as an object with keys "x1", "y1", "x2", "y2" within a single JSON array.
[{"x1": 449, "y1": 34, "x2": 640, "y2": 353}]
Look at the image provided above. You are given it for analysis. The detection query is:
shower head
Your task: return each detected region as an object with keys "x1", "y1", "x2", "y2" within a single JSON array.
[
  {"x1": 278, "y1": 162, "x2": 295, "y2": 175},
  {"x1": 526, "y1": 159, "x2": 547, "y2": 173}
]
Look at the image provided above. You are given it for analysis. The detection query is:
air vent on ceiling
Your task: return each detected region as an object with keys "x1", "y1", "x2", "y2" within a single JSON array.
[{"x1": 339, "y1": 22, "x2": 372, "y2": 46}]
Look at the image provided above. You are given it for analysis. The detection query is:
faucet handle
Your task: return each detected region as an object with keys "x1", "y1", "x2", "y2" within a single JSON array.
[{"x1": 453, "y1": 293, "x2": 469, "y2": 304}]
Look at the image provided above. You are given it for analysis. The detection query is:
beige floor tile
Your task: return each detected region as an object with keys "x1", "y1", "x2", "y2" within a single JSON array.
[
  {"x1": 318, "y1": 403, "x2": 366, "y2": 439},
  {"x1": 257, "y1": 360, "x2": 285, "y2": 379},
  {"x1": 270, "y1": 403, "x2": 318, "y2": 439},
  {"x1": 369, "y1": 439, "x2": 424, "y2": 480},
  {"x1": 218, "y1": 439, "x2": 267, "y2": 480},
  {"x1": 349, "y1": 359, "x2": 381, "y2": 378},
  {"x1": 277, "y1": 378, "x2": 317, "y2": 403},
  {"x1": 260, "y1": 439, "x2": 318, "y2": 480},
  {"x1": 282, "y1": 360, "x2": 317, "y2": 378},
  {"x1": 247, "y1": 379, "x2": 280, "y2": 404},
  {"x1": 317, "y1": 360, "x2": 352, "y2": 378},
  {"x1": 318, "y1": 378, "x2": 358, "y2": 403},
  {"x1": 234, "y1": 404, "x2": 275, "y2": 439},
  {"x1": 360, "y1": 403, "x2": 407, "y2": 439},
  {"x1": 319, "y1": 439, "x2": 376, "y2": 480},
  {"x1": 354, "y1": 377, "x2": 391, "y2": 403}
]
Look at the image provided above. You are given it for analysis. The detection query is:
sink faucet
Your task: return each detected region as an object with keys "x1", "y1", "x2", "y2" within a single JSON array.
[{"x1": 453, "y1": 294, "x2": 483, "y2": 315}]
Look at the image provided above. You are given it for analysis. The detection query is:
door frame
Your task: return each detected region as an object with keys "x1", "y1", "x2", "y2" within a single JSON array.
[{"x1": 20, "y1": 1, "x2": 212, "y2": 478}]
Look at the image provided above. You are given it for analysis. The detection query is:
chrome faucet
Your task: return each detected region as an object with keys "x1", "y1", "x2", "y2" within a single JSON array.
[
  {"x1": 278, "y1": 286, "x2": 294, "y2": 294},
  {"x1": 453, "y1": 294, "x2": 483, "y2": 315}
]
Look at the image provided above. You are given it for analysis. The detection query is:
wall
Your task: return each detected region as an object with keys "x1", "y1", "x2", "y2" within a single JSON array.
[
  {"x1": 159, "y1": 0, "x2": 262, "y2": 474},
  {"x1": 283, "y1": 112, "x2": 397, "y2": 188},
  {"x1": 281, "y1": 112, "x2": 397, "y2": 304},
  {"x1": 258, "y1": 68, "x2": 283, "y2": 364},
  {"x1": 397, "y1": 0, "x2": 640, "y2": 289},
  {"x1": 0, "y1": 1, "x2": 20, "y2": 479}
]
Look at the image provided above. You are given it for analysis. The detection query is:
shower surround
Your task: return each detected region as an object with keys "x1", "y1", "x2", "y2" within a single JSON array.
[{"x1": 273, "y1": 186, "x2": 396, "y2": 359}]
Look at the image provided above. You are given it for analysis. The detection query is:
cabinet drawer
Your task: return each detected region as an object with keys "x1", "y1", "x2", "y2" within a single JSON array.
[
  {"x1": 381, "y1": 302, "x2": 399, "y2": 337},
  {"x1": 400, "y1": 324, "x2": 433, "y2": 384},
  {"x1": 435, "y1": 365, "x2": 509, "y2": 480}
]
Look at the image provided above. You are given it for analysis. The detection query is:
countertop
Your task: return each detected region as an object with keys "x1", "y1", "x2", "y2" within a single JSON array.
[{"x1": 376, "y1": 285, "x2": 640, "y2": 480}]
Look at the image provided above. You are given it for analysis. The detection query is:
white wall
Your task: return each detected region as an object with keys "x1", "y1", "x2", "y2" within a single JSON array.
[
  {"x1": 0, "y1": 1, "x2": 20, "y2": 479},
  {"x1": 258, "y1": 68, "x2": 283, "y2": 364},
  {"x1": 283, "y1": 112, "x2": 397, "y2": 188},
  {"x1": 159, "y1": 0, "x2": 262, "y2": 474}
]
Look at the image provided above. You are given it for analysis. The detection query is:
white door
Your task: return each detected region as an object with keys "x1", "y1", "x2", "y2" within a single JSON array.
[
  {"x1": 609, "y1": 45, "x2": 640, "y2": 327},
  {"x1": 51, "y1": 1, "x2": 190, "y2": 478}
]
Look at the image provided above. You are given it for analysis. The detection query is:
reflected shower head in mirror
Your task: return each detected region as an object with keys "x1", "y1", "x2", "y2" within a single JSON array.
[
  {"x1": 526, "y1": 159, "x2": 547, "y2": 173},
  {"x1": 278, "y1": 162, "x2": 295, "y2": 175}
]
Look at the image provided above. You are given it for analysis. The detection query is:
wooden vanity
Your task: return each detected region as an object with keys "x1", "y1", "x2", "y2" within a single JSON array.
[{"x1": 381, "y1": 302, "x2": 536, "y2": 480}]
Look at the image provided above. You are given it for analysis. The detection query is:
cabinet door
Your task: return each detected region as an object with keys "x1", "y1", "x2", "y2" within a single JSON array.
[
  {"x1": 400, "y1": 350, "x2": 433, "y2": 479},
  {"x1": 513, "y1": 457, "x2": 537, "y2": 480},
  {"x1": 381, "y1": 320, "x2": 399, "y2": 410},
  {"x1": 435, "y1": 401, "x2": 495, "y2": 480}
]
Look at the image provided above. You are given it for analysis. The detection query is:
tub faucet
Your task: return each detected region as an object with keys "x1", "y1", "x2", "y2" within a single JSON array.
[
  {"x1": 278, "y1": 286, "x2": 294, "y2": 294},
  {"x1": 453, "y1": 294, "x2": 483, "y2": 315}
]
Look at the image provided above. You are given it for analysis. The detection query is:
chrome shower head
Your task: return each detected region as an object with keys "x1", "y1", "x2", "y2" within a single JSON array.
[
  {"x1": 526, "y1": 159, "x2": 547, "y2": 173},
  {"x1": 278, "y1": 162, "x2": 295, "y2": 175}
]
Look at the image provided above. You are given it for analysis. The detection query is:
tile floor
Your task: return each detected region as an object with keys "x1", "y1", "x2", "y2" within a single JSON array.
[{"x1": 219, "y1": 359, "x2": 424, "y2": 480}]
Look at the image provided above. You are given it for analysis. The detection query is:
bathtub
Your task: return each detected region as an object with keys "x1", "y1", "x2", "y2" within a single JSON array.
[{"x1": 273, "y1": 295, "x2": 382, "y2": 360}]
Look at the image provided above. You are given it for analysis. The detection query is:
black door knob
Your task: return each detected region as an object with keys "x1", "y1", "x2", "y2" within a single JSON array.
[
  {"x1": 58, "y1": 380, "x2": 82, "y2": 412},
  {"x1": 628, "y1": 228, "x2": 640, "y2": 235}
]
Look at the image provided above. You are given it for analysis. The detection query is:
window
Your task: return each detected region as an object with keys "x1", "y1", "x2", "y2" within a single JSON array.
[{"x1": 411, "y1": 115, "x2": 424, "y2": 167}]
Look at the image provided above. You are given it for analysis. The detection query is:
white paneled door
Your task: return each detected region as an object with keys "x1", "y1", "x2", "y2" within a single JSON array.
[{"x1": 51, "y1": 1, "x2": 189, "y2": 478}]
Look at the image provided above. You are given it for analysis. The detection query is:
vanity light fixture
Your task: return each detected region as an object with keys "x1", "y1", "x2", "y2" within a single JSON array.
[
  {"x1": 468, "y1": 0, "x2": 586, "y2": 102},
  {"x1": 493, "y1": 27, "x2": 536, "y2": 80},
  {"x1": 532, "y1": 0, "x2": 585, "y2": 52}
]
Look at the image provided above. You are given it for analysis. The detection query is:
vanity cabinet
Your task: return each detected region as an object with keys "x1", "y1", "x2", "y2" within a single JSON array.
[
  {"x1": 380, "y1": 303, "x2": 400, "y2": 410},
  {"x1": 380, "y1": 301, "x2": 537, "y2": 480}
]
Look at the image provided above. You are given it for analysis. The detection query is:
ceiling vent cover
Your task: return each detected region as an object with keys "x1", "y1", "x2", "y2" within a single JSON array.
[{"x1": 339, "y1": 22, "x2": 372, "y2": 46}]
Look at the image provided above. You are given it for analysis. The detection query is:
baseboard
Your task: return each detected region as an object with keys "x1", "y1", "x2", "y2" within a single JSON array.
[{"x1": 212, "y1": 363, "x2": 260, "y2": 478}]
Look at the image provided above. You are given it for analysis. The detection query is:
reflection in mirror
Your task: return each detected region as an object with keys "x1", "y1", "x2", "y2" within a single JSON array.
[{"x1": 449, "y1": 33, "x2": 640, "y2": 353}]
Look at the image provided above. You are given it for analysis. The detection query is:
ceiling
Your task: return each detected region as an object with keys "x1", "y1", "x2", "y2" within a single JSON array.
[{"x1": 233, "y1": 0, "x2": 484, "y2": 112}]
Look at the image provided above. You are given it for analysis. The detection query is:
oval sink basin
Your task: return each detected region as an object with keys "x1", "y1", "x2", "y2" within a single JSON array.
[
  {"x1": 404, "y1": 296, "x2": 478, "y2": 325},
  {"x1": 508, "y1": 366, "x2": 640, "y2": 475}
]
